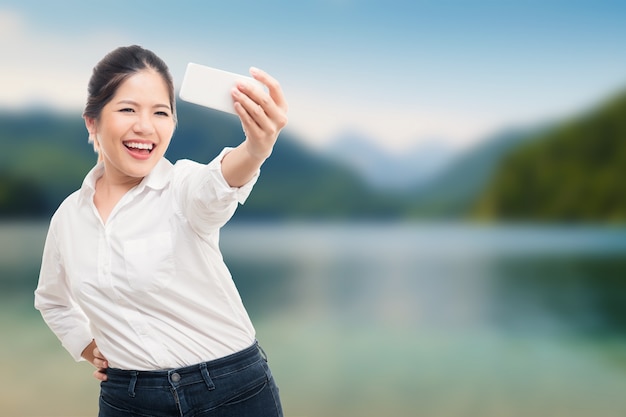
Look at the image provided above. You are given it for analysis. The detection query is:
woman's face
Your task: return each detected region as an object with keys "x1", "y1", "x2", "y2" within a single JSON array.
[{"x1": 85, "y1": 69, "x2": 175, "y2": 182}]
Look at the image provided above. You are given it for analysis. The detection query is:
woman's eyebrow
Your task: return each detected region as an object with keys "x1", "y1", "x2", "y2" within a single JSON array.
[{"x1": 116, "y1": 99, "x2": 171, "y2": 110}]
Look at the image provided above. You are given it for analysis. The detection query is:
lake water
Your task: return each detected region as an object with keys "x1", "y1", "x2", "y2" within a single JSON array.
[{"x1": 1, "y1": 221, "x2": 626, "y2": 416}]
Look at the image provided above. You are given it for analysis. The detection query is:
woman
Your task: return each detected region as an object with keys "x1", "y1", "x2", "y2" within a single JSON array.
[{"x1": 34, "y1": 45, "x2": 288, "y2": 417}]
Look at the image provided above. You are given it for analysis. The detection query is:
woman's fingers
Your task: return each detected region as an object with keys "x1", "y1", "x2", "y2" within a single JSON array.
[
  {"x1": 93, "y1": 347, "x2": 108, "y2": 368},
  {"x1": 92, "y1": 346, "x2": 108, "y2": 381},
  {"x1": 81, "y1": 341, "x2": 109, "y2": 381},
  {"x1": 249, "y1": 67, "x2": 288, "y2": 114},
  {"x1": 232, "y1": 83, "x2": 272, "y2": 129},
  {"x1": 232, "y1": 68, "x2": 288, "y2": 128},
  {"x1": 93, "y1": 357, "x2": 107, "y2": 368},
  {"x1": 93, "y1": 368, "x2": 108, "y2": 381},
  {"x1": 230, "y1": 67, "x2": 288, "y2": 160}
]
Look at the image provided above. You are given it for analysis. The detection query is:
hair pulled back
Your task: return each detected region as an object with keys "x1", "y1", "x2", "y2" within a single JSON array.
[{"x1": 83, "y1": 45, "x2": 176, "y2": 123}]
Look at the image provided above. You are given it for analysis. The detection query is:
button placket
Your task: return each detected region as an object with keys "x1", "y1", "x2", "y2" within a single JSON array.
[{"x1": 97, "y1": 229, "x2": 112, "y2": 287}]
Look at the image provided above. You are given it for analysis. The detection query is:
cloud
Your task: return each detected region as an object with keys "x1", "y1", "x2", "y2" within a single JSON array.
[
  {"x1": 0, "y1": 8, "x2": 535, "y2": 153},
  {"x1": 0, "y1": 8, "x2": 269, "y2": 112},
  {"x1": 4, "y1": 4, "x2": 623, "y2": 154},
  {"x1": 0, "y1": 9, "x2": 128, "y2": 111},
  {"x1": 284, "y1": 81, "x2": 504, "y2": 154},
  {"x1": 0, "y1": 8, "x2": 22, "y2": 36},
  {"x1": 1, "y1": 7, "x2": 444, "y2": 153}
]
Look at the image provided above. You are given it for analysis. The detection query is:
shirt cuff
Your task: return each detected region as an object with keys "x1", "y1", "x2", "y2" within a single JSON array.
[
  {"x1": 62, "y1": 327, "x2": 94, "y2": 362},
  {"x1": 207, "y1": 147, "x2": 259, "y2": 205}
]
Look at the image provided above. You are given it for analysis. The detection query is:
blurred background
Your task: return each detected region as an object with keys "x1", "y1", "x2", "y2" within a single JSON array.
[{"x1": 2, "y1": 1, "x2": 626, "y2": 416}]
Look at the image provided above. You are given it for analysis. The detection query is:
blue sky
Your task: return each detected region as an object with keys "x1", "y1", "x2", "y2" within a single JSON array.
[{"x1": 1, "y1": 0, "x2": 626, "y2": 153}]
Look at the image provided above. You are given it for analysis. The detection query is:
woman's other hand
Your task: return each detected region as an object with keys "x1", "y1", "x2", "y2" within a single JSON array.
[{"x1": 81, "y1": 339, "x2": 109, "y2": 381}]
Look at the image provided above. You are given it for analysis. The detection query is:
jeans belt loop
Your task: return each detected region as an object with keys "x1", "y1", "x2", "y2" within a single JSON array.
[
  {"x1": 200, "y1": 362, "x2": 215, "y2": 390},
  {"x1": 128, "y1": 371, "x2": 138, "y2": 398},
  {"x1": 258, "y1": 343, "x2": 268, "y2": 362}
]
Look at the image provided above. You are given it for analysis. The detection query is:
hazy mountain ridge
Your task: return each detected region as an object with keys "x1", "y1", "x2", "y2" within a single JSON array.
[
  {"x1": 2, "y1": 87, "x2": 623, "y2": 222},
  {"x1": 0, "y1": 103, "x2": 404, "y2": 219},
  {"x1": 406, "y1": 126, "x2": 547, "y2": 217},
  {"x1": 322, "y1": 132, "x2": 458, "y2": 190}
]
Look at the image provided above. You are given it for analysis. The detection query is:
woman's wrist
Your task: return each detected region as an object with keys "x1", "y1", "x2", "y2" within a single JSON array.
[
  {"x1": 243, "y1": 139, "x2": 272, "y2": 162},
  {"x1": 81, "y1": 339, "x2": 97, "y2": 362}
]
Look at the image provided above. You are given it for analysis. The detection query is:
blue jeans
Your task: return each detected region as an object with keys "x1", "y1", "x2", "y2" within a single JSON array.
[{"x1": 98, "y1": 342, "x2": 283, "y2": 417}]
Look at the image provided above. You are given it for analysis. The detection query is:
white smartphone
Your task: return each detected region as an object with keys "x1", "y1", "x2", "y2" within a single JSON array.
[{"x1": 179, "y1": 63, "x2": 263, "y2": 114}]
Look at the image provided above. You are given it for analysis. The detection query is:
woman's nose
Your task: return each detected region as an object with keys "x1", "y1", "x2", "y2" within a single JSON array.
[{"x1": 133, "y1": 113, "x2": 155, "y2": 134}]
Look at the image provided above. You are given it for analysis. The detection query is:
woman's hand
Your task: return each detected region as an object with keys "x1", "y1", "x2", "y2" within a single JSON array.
[
  {"x1": 81, "y1": 339, "x2": 109, "y2": 381},
  {"x1": 231, "y1": 67, "x2": 288, "y2": 161},
  {"x1": 222, "y1": 68, "x2": 288, "y2": 187}
]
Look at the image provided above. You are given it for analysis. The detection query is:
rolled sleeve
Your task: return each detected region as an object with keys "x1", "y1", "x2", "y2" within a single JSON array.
[
  {"x1": 174, "y1": 148, "x2": 260, "y2": 235},
  {"x1": 34, "y1": 225, "x2": 93, "y2": 362},
  {"x1": 62, "y1": 327, "x2": 94, "y2": 362},
  {"x1": 207, "y1": 147, "x2": 259, "y2": 204}
]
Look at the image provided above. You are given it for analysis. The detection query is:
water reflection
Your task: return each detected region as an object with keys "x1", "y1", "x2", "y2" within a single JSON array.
[
  {"x1": 2, "y1": 221, "x2": 626, "y2": 416},
  {"x1": 220, "y1": 222, "x2": 626, "y2": 416},
  {"x1": 223, "y1": 222, "x2": 626, "y2": 336},
  {"x1": 487, "y1": 255, "x2": 626, "y2": 335}
]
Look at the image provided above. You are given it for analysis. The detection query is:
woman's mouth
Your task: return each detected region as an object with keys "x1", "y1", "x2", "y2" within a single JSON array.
[{"x1": 123, "y1": 141, "x2": 154, "y2": 159}]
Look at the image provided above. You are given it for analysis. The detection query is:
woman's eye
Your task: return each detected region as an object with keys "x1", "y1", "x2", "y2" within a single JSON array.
[
  {"x1": 155, "y1": 111, "x2": 170, "y2": 117},
  {"x1": 119, "y1": 108, "x2": 135, "y2": 113}
]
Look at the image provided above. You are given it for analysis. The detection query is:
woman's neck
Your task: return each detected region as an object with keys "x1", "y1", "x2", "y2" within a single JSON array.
[{"x1": 93, "y1": 171, "x2": 143, "y2": 224}]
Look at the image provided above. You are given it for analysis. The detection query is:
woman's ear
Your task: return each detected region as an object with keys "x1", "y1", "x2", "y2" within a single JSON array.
[
  {"x1": 84, "y1": 116, "x2": 97, "y2": 136},
  {"x1": 84, "y1": 116, "x2": 101, "y2": 158}
]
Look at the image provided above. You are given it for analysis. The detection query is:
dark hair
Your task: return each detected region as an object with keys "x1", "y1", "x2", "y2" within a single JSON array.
[{"x1": 83, "y1": 45, "x2": 177, "y2": 123}]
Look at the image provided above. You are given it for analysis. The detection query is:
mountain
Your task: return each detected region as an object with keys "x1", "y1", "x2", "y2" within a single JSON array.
[
  {"x1": 322, "y1": 132, "x2": 458, "y2": 190},
  {"x1": 2, "y1": 86, "x2": 624, "y2": 222},
  {"x1": 0, "y1": 102, "x2": 406, "y2": 219},
  {"x1": 169, "y1": 103, "x2": 405, "y2": 219},
  {"x1": 0, "y1": 111, "x2": 95, "y2": 216},
  {"x1": 473, "y1": 88, "x2": 626, "y2": 223},
  {"x1": 402, "y1": 125, "x2": 546, "y2": 218}
]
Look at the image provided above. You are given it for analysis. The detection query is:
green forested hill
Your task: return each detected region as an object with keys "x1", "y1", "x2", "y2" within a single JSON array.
[
  {"x1": 4, "y1": 88, "x2": 625, "y2": 222},
  {"x1": 0, "y1": 111, "x2": 94, "y2": 216},
  {"x1": 0, "y1": 103, "x2": 404, "y2": 219},
  {"x1": 403, "y1": 127, "x2": 541, "y2": 218},
  {"x1": 473, "y1": 89, "x2": 626, "y2": 223}
]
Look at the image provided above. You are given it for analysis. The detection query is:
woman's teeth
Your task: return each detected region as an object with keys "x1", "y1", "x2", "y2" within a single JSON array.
[{"x1": 124, "y1": 142, "x2": 153, "y2": 151}]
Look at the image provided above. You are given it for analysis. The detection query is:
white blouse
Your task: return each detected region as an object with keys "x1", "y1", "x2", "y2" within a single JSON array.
[{"x1": 35, "y1": 148, "x2": 259, "y2": 370}]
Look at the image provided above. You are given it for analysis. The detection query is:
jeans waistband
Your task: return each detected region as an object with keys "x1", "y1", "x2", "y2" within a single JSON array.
[{"x1": 105, "y1": 341, "x2": 264, "y2": 389}]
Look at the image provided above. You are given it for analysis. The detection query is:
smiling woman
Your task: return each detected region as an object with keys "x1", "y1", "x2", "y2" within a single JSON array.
[
  {"x1": 85, "y1": 70, "x2": 175, "y2": 184},
  {"x1": 33, "y1": 44, "x2": 289, "y2": 417},
  {"x1": 83, "y1": 46, "x2": 176, "y2": 166}
]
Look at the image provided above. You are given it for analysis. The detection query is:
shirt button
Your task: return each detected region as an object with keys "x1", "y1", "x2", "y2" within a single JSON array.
[{"x1": 171, "y1": 372, "x2": 181, "y2": 382}]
